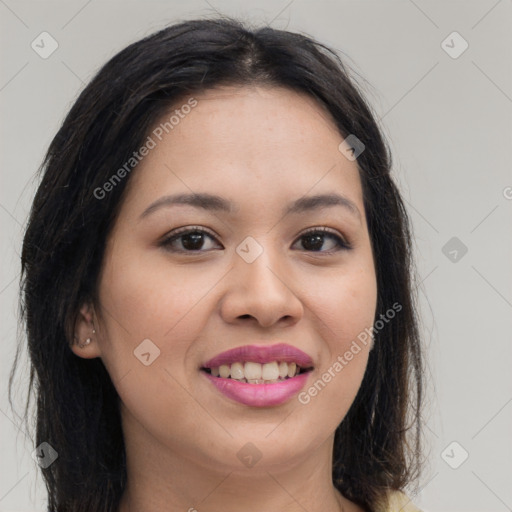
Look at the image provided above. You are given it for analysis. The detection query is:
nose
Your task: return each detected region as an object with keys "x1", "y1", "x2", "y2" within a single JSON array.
[{"x1": 219, "y1": 247, "x2": 304, "y2": 328}]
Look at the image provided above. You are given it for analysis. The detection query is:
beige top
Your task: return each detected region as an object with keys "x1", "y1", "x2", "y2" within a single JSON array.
[{"x1": 385, "y1": 491, "x2": 422, "y2": 512}]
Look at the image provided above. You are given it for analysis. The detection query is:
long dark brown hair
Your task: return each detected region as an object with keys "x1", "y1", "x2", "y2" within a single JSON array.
[{"x1": 12, "y1": 17, "x2": 423, "y2": 512}]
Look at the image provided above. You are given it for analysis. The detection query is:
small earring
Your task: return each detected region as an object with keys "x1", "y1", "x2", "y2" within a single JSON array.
[
  {"x1": 78, "y1": 325, "x2": 95, "y2": 349},
  {"x1": 79, "y1": 337, "x2": 92, "y2": 349}
]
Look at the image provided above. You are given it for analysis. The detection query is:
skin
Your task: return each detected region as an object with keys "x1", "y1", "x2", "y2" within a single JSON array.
[{"x1": 73, "y1": 86, "x2": 377, "y2": 512}]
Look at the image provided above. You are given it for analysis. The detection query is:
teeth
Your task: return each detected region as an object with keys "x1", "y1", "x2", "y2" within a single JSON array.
[
  {"x1": 244, "y1": 362, "x2": 262, "y2": 380},
  {"x1": 262, "y1": 361, "x2": 279, "y2": 381},
  {"x1": 230, "y1": 362, "x2": 244, "y2": 380},
  {"x1": 219, "y1": 365, "x2": 230, "y2": 378},
  {"x1": 209, "y1": 361, "x2": 302, "y2": 383}
]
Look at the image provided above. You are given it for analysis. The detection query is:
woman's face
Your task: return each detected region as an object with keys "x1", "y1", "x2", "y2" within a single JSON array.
[{"x1": 76, "y1": 86, "x2": 377, "y2": 473}]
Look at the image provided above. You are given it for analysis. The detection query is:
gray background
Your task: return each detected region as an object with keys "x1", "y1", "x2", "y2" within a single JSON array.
[{"x1": 1, "y1": 1, "x2": 511, "y2": 511}]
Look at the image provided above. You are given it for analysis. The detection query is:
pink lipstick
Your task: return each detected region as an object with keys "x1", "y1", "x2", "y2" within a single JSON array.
[
  {"x1": 202, "y1": 343, "x2": 313, "y2": 368},
  {"x1": 201, "y1": 343, "x2": 313, "y2": 407}
]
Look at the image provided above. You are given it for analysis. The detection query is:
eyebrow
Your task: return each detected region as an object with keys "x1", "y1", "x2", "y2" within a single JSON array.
[{"x1": 139, "y1": 192, "x2": 361, "y2": 222}]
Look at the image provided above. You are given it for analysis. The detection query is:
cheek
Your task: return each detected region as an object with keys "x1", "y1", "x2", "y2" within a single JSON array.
[
  {"x1": 322, "y1": 286, "x2": 376, "y2": 349},
  {"x1": 297, "y1": 310, "x2": 374, "y2": 436},
  {"x1": 99, "y1": 247, "x2": 218, "y2": 340},
  {"x1": 95, "y1": 247, "x2": 220, "y2": 389},
  {"x1": 298, "y1": 263, "x2": 376, "y2": 417},
  {"x1": 95, "y1": 252, "x2": 213, "y2": 440},
  {"x1": 306, "y1": 262, "x2": 377, "y2": 350}
]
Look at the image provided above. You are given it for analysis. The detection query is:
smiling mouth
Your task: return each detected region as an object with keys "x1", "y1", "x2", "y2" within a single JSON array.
[{"x1": 201, "y1": 361, "x2": 313, "y2": 384}]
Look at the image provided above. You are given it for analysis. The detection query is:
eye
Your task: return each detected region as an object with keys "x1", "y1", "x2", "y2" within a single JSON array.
[
  {"x1": 292, "y1": 227, "x2": 351, "y2": 253},
  {"x1": 160, "y1": 226, "x2": 222, "y2": 252}
]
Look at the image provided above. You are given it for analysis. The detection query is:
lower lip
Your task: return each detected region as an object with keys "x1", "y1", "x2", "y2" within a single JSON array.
[{"x1": 202, "y1": 371, "x2": 310, "y2": 407}]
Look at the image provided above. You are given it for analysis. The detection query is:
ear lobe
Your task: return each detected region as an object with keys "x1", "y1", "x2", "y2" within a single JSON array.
[{"x1": 70, "y1": 302, "x2": 102, "y2": 359}]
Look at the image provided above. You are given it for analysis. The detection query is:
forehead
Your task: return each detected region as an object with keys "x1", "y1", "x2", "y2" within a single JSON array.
[
  {"x1": 158, "y1": 85, "x2": 340, "y2": 153},
  {"x1": 121, "y1": 86, "x2": 364, "y2": 220}
]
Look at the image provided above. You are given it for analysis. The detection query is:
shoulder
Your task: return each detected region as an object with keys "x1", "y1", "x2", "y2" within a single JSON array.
[{"x1": 383, "y1": 490, "x2": 423, "y2": 512}]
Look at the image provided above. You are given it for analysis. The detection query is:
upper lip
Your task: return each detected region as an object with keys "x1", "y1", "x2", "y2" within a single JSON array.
[{"x1": 202, "y1": 343, "x2": 314, "y2": 368}]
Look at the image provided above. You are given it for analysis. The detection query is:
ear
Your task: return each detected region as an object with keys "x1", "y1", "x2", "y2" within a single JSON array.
[{"x1": 70, "y1": 302, "x2": 102, "y2": 359}]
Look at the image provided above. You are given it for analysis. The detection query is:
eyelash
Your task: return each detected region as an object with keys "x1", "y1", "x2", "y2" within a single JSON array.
[{"x1": 159, "y1": 226, "x2": 352, "y2": 254}]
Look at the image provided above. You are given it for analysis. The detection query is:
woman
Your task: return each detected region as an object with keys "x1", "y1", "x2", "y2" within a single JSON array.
[{"x1": 15, "y1": 17, "x2": 424, "y2": 512}]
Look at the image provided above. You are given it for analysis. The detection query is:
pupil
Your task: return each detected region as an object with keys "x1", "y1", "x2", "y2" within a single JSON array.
[
  {"x1": 182, "y1": 232, "x2": 204, "y2": 250},
  {"x1": 303, "y1": 234, "x2": 323, "y2": 251}
]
